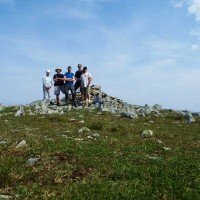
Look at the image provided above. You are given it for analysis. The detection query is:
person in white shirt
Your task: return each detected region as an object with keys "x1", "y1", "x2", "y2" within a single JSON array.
[
  {"x1": 80, "y1": 66, "x2": 92, "y2": 106},
  {"x1": 42, "y1": 70, "x2": 53, "y2": 102}
]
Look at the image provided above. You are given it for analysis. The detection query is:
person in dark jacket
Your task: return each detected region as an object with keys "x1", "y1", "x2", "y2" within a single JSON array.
[
  {"x1": 53, "y1": 68, "x2": 65, "y2": 106},
  {"x1": 74, "y1": 64, "x2": 83, "y2": 91}
]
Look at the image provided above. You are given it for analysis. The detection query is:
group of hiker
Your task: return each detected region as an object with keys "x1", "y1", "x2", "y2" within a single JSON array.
[{"x1": 42, "y1": 64, "x2": 92, "y2": 106}]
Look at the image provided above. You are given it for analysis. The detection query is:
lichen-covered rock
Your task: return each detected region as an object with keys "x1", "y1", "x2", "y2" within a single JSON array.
[
  {"x1": 153, "y1": 104, "x2": 162, "y2": 111},
  {"x1": 28, "y1": 157, "x2": 39, "y2": 165},
  {"x1": 137, "y1": 107, "x2": 152, "y2": 117},
  {"x1": 78, "y1": 127, "x2": 91, "y2": 134},
  {"x1": 15, "y1": 140, "x2": 27, "y2": 149},
  {"x1": 15, "y1": 106, "x2": 25, "y2": 117},
  {"x1": 0, "y1": 194, "x2": 13, "y2": 199},
  {"x1": 163, "y1": 147, "x2": 171, "y2": 151},
  {"x1": 91, "y1": 133, "x2": 100, "y2": 137},
  {"x1": 121, "y1": 111, "x2": 138, "y2": 119},
  {"x1": 0, "y1": 141, "x2": 7, "y2": 145},
  {"x1": 141, "y1": 130, "x2": 154, "y2": 138},
  {"x1": 185, "y1": 111, "x2": 195, "y2": 123}
]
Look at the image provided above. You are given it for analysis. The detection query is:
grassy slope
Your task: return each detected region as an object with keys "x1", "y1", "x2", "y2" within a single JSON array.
[{"x1": 0, "y1": 107, "x2": 199, "y2": 199}]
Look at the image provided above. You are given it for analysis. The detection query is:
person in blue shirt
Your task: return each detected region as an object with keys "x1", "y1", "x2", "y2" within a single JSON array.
[{"x1": 64, "y1": 66, "x2": 77, "y2": 106}]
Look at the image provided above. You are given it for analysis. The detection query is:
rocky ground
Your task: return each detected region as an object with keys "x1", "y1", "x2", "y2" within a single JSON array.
[
  {"x1": 0, "y1": 94, "x2": 199, "y2": 199},
  {"x1": 6, "y1": 90, "x2": 197, "y2": 124}
]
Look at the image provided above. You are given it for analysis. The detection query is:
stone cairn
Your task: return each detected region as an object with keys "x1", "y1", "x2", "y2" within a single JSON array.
[
  {"x1": 8, "y1": 84, "x2": 196, "y2": 122},
  {"x1": 26, "y1": 85, "x2": 164, "y2": 119}
]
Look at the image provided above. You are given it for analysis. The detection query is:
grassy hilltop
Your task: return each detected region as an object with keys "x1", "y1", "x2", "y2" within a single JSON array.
[{"x1": 0, "y1": 106, "x2": 199, "y2": 199}]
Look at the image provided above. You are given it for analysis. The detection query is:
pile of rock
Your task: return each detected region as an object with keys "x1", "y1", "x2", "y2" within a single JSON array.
[
  {"x1": 8, "y1": 84, "x2": 196, "y2": 123},
  {"x1": 174, "y1": 110, "x2": 195, "y2": 123},
  {"x1": 27, "y1": 86, "x2": 163, "y2": 120}
]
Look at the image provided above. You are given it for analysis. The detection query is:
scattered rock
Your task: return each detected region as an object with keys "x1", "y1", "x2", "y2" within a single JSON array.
[
  {"x1": 0, "y1": 194, "x2": 13, "y2": 199},
  {"x1": 153, "y1": 104, "x2": 162, "y2": 111},
  {"x1": 163, "y1": 147, "x2": 171, "y2": 151},
  {"x1": 157, "y1": 139, "x2": 163, "y2": 144},
  {"x1": 78, "y1": 127, "x2": 91, "y2": 134},
  {"x1": 78, "y1": 120, "x2": 85, "y2": 124},
  {"x1": 121, "y1": 111, "x2": 138, "y2": 119},
  {"x1": 146, "y1": 155, "x2": 161, "y2": 160},
  {"x1": 137, "y1": 107, "x2": 152, "y2": 117},
  {"x1": 15, "y1": 106, "x2": 25, "y2": 117},
  {"x1": 101, "y1": 107, "x2": 111, "y2": 112},
  {"x1": 74, "y1": 138, "x2": 84, "y2": 141},
  {"x1": 28, "y1": 110, "x2": 36, "y2": 116},
  {"x1": 54, "y1": 178, "x2": 63, "y2": 184},
  {"x1": 87, "y1": 135, "x2": 94, "y2": 140},
  {"x1": 153, "y1": 114, "x2": 159, "y2": 118},
  {"x1": 15, "y1": 140, "x2": 27, "y2": 149},
  {"x1": 141, "y1": 130, "x2": 154, "y2": 138},
  {"x1": 28, "y1": 157, "x2": 39, "y2": 165},
  {"x1": 192, "y1": 112, "x2": 200, "y2": 117},
  {"x1": 60, "y1": 135, "x2": 69, "y2": 138},
  {"x1": 69, "y1": 119, "x2": 76, "y2": 122},
  {"x1": 91, "y1": 133, "x2": 100, "y2": 137},
  {"x1": 185, "y1": 111, "x2": 195, "y2": 123},
  {"x1": 0, "y1": 141, "x2": 7, "y2": 145}
]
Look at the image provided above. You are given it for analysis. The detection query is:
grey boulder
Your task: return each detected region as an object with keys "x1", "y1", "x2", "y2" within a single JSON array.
[{"x1": 15, "y1": 106, "x2": 25, "y2": 117}]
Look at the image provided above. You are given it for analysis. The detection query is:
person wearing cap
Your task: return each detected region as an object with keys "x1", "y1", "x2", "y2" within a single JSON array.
[
  {"x1": 74, "y1": 64, "x2": 83, "y2": 91},
  {"x1": 80, "y1": 66, "x2": 92, "y2": 106},
  {"x1": 53, "y1": 68, "x2": 65, "y2": 106},
  {"x1": 42, "y1": 70, "x2": 53, "y2": 102},
  {"x1": 64, "y1": 66, "x2": 77, "y2": 106}
]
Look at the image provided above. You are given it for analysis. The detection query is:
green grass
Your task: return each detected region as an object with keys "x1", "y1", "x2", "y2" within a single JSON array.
[{"x1": 0, "y1": 108, "x2": 199, "y2": 199}]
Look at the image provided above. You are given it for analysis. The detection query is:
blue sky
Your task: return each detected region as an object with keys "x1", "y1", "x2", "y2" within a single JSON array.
[{"x1": 0, "y1": 0, "x2": 200, "y2": 111}]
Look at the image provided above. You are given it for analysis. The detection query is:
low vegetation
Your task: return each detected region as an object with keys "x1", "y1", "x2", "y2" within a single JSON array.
[{"x1": 0, "y1": 108, "x2": 199, "y2": 199}]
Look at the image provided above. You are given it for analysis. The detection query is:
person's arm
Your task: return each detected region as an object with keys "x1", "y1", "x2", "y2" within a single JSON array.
[
  {"x1": 75, "y1": 71, "x2": 78, "y2": 79},
  {"x1": 65, "y1": 74, "x2": 75, "y2": 82},
  {"x1": 53, "y1": 75, "x2": 57, "y2": 82},
  {"x1": 57, "y1": 77, "x2": 65, "y2": 81},
  {"x1": 88, "y1": 77, "x2": 92, "y2": 84},
  {"x1": 88, "y1": 73, "x2": 92, "y2": 85},
  {"x1": 72, "y1": 75, "x2": 76, "y2": 82},
  {"x1": 57, "y1": 74, "x2": 66, "y2": 81},
  {"x1": 63, "y1": 76, "x2": 73, "y2": 81},
  {"x1": 50, "y1": 77, "x2": 53, "y2": 87}
]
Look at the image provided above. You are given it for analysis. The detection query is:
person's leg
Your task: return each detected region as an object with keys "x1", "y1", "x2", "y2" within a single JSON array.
[
  {"x1": 43, "y1": 86, "x2": 46, "y2": 101},
  {"x1": 56, "y1": 95, "x2": 59, "y2": 105},
  {"x1": 73, "y1": 85, "x2": 77, "y2": 103},
  {"x1": 80, "y1": 87, "x2": 84, "y2": 103},
  {"x1": 74, "y1": 82, "x2": 78, "y2": 91},
  {"x1": 43, "y1": 85, "x2": 47, "y2": 102},
  {"x1": 86, "y1": 86, "x2": 90, "y2": 106},
  {"x1": 80, "y1": 87, "x2": 85, "y2": 106},
  {"x1": 54, "y1": 86, "x2": 60, "y2": 105},
  {"x1": 75, "y1": 80, "x2": 80, "y2": 91},
  {"x1": 65, "y1": 85, "x2": 69, "y2": 104},
  {"x1": 82, "y1": 88, "x2": 87, "y2": 106},
  {"x1": 61, "y1": 85, "x2": 66, "y2": 95},
  {"x1": 46, "y1": 88, "x2": 51, "y2": 101},
  {"x1": 69, "y1": 85, "x2": 76, "y2": 106}
]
